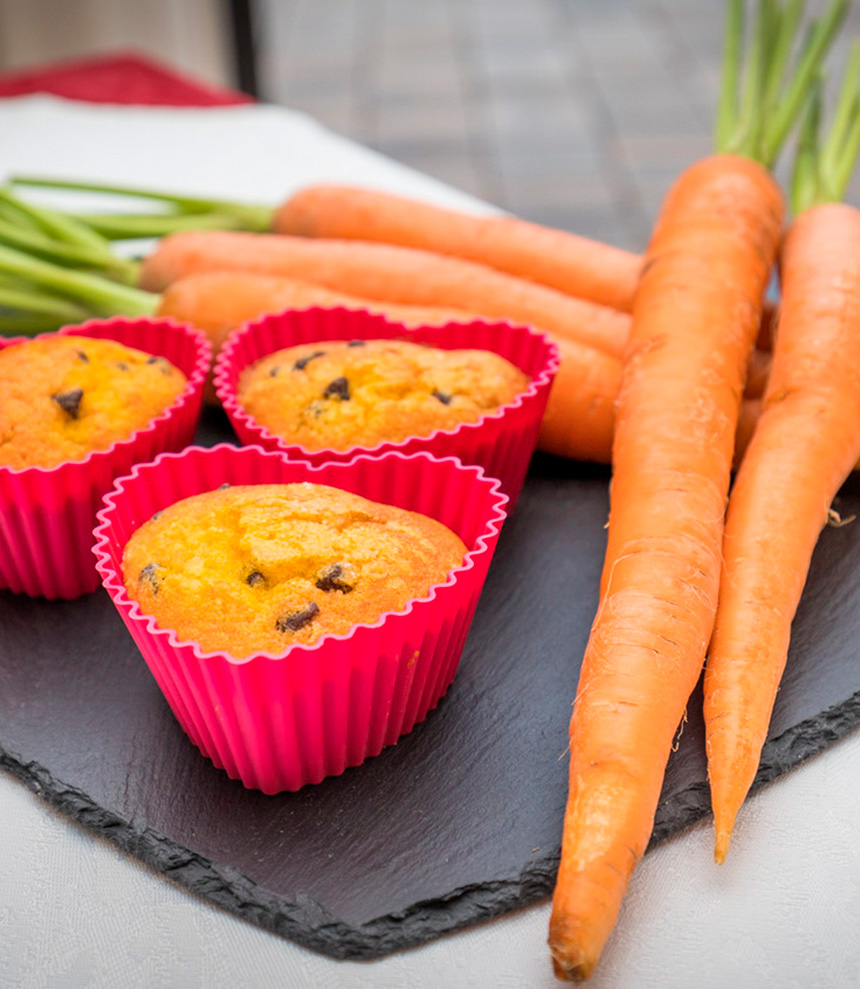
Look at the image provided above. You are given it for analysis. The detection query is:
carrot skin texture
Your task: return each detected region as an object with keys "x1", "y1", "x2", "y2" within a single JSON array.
[
  {"x1": 155, "y1": 271, "x2": 484, "y2": 353},
  {"x1": 548, "y1": 155, "x2": 783, "y2": 982},
  {"x1": 537, "y1": 337, "x2": 621, "y2": 464},
  {"x1": 139, "y1": 230, "x2": 631, "y2": 358},
  {"x1": 274, "y1": 184, "x2": 643, "y2": 313},
  {"x1": 705, "y1": 202, "x2": 860, "y2": 864}
]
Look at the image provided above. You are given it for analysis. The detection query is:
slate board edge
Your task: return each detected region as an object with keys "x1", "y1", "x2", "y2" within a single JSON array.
[{"x1": 2, "y1": 688, "x2": 859, "y2": 961}]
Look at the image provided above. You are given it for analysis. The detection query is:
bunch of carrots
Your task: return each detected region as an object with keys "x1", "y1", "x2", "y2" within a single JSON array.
[{"x1": 1, "y1": 0, "x2": 859, "y2": 980}]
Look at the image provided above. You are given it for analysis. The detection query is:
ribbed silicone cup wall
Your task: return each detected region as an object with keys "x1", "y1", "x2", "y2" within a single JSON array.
[
  {"x1": 0, "y1": 318, "x2": 211, "y2": 599},
  {"x1": 214, "y1": 307, "x2": 558, "y2": 511},
  {"x1": 93, "y1": 444, "x2": 508, "y2": 794}
]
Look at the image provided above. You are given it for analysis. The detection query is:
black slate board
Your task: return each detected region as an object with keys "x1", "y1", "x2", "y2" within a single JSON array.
[{"x1": 2, "y1": 407, "x2": 860, "y2": 959}]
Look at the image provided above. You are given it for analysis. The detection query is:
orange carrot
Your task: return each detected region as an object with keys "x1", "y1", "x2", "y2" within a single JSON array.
[
  {"x1": 705, "y1": 200, "x2": 860, "y2": 863},
  {"x1": 734, "y1": 397, "x2": 762, "y2": 466},
  {"x1": 274, "y1": 184, "x2": 642, "y2": 313},
  {"x1": 548, "y1": 155, "x2": 783, "y2": 981},
  {"x1": 157, "y1": 271, "x2": 625, "y2": 457},
  {"x1": 536, "y1": 337, "x2": 621, "y2": 464},
  {"x1": 156, "y1": 271, "x2": 484, "y2": 354},
  {"x1": 736, "y1": 396, "x2": 860, "y2": 470},
  {"x1": 744, "y1": 348, "x2": 772, "y2": 398},
  {"x1": 139, "y1": 231, "x2": 632, "y2": 358}
]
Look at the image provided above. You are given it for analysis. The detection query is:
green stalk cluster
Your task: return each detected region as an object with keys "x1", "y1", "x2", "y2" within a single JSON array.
[
  {"x1": 0, "y1": 178, "x2": 270, "y2": 336},
  {"x1": 10, "y1": 176, "x2": 274, "y2": 240},
  {"x1": 792, "y1": 42, "x2": 860, "y2": 213},
  {"x1": 716, "y1": 0, "x2": 850, "y2": 166},
  {"x1": 0, "y1": 185, "x2": 158, "y2": 336}
]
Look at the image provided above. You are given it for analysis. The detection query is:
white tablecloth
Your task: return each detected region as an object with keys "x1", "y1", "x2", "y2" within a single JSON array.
[{"x1": 1, "y1": 97, "x2": 859, "y2": 989}]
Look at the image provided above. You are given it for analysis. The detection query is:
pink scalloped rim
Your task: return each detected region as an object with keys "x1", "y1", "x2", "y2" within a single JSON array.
[
  {"x1": 213, "y1": 306, "x2": 559, "y2": 508},
  {"x1": 0, "y1": 317, "x2": 211, "y2": 599},
  {"x1": 92, "y1": 443, "x2": 507, "y2": 792},
  {"x1": 93, "y1": 444, "x2": 507, "y2": 663}
]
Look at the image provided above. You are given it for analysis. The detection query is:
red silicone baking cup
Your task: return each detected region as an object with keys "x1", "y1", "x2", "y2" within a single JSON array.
[
  {"x1": 0, "y1": 318, "x2": 211, "y2": 600},
  {"x1": 93, "y1": 443, "x2": 507, "y2": 793},
  {"x1": 213, "y1": 307, "x2": 559, "y2": 510}
]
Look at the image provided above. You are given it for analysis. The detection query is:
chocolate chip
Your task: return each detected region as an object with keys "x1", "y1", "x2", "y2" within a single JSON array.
[
  {"x1": 322, "y1": 376, "x2": 350, "y2": 401},
  {"x1": 151, "y1": 510, "x2": 163, "y2": 521},
  {"x1": 346, "y1": 339, "x2": 366, "y2": 348},
  {"x1": 269, "y1": 365, "x2": 281, "y2": 378},
  {"x1": 76, "y1": 350, "x2": 89, "y2": 363},
  {"x1": 432, "y1": 390, "x2": 452, "y2": 405},
  {"x1": 146, "y1": 356, "x2": 172, "y2": 376},
  {"x1": 246, "y1": 571, "x2": 265, "y2": 587},
  {"x1": 293, "y1": 350, "x2": 326, "y2": 371},
  {"x1": 218, "y1": 483, "x2": 231, "y2": 490},
  {"x1": 315, "y1": 563, "x2": 355, "y2": 593},
  {"x1": 276, "y1": 602, "x2": 320, "y2": 633},
  {"x1": 116, "y1": 361, "x2": 130, "y2": 371},
  {"x1": 51, "y1": 388, "x2": 84, "y2": 419},
  {"x1": 138, "y1": 563, "x2": 163, "y2": 594},
  {"x1": 301, "y1": 400, "x2": 326, "y2": 420}
]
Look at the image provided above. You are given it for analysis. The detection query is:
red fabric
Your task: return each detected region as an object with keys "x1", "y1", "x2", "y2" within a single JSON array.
[{"x1": 0, "y1": 51, "x2": 250, "y2": 107}]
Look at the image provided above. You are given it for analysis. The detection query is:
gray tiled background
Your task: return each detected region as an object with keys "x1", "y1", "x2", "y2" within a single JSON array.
[{"x1": 258, "y1": 0, "x2": 860, "y2": 253}]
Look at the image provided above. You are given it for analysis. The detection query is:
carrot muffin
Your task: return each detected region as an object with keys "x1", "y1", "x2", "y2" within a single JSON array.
[
  {"x1": 121, "y1": 482, "x2": 467, "y2": 658},
  {"x1": 0, "y1": 335, "x2": 187, "y2": 470},
  {"x1": 236, "y1": 338, "x2": 530, "y2": 451}
]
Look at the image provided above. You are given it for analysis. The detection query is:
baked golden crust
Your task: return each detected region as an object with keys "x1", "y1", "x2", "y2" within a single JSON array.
[
  {"x1": 121, "y1": 482, "x2": 467, "y2": 658},
  {"x1": 0, "y1": 335, "x2": 187, "y2": 470},
  {"x1": 236, "y1": 338, "x2": 529, "y2": 451}
]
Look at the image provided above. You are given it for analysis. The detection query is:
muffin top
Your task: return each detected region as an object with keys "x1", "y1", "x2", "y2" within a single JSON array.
[
  {"x1": 121, "y1": 482, "x2": 467, "y2": 658},
  {"x1": 0, "y1": 335, "x2": 187, "y2": 470},
  {"x1": 236, "y1": 338, "x2": 530, "y2": 451}
]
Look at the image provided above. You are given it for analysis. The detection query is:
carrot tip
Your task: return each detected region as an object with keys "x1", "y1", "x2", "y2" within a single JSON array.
[
  {"x1": 714, "y1": 830, "x2": 732, "y2": 865},
  {"x1": 551, "y1": 955, "x2": 592, "y2": 983}
]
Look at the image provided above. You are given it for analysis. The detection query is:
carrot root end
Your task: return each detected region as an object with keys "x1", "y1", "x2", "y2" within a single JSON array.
[{"x1": 714, "y1": 829, "x2": 732, "y2": 865}]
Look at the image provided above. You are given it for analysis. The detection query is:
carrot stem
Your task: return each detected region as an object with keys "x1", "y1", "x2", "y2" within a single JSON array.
[
  {"x1": 0, "y1": 285, "x2": 89, "y2": 321},
  {"x1": 760, "y1": 0, "x2": 850, "y2": 166},
  {"x1": 0, "y1": 186, "x2": 111, "y2": 253},
  {"x1": 0, "y1": 244, "x2": 156, "y2": 316},
  {"x1": 0, "y1": 312, "x2": 68, "y2": 335},
  {"x1": 716, "y1": 0, "x2": 745, "y2": 153},
  {"x1": 763, "y1": 0, "x2": 805, "y2": 110},
  {"x1": 791, "y1": 44, "x2": 860, "y2": 212},
  {"x1": 791, "y1": 80, "x2": 823, "y2": 216},
  {"x1": 69, "y1": 210, "x2": 254, "y2": 239},
  {"x1": 10, "y1": 176, "x2": 274, "y2": 232},
  {"x1": 0, "y1": 214, "x2": 134, "y2": 278},
  {"x1": 733, "y1": 0, "x2": 776, "y2": 156},
  {"x1": 0, "y1": 197, "x2": 42, "y2": 234},
  {"x1": 821, "y1": 42, "x2": 860, "y2": 182}
]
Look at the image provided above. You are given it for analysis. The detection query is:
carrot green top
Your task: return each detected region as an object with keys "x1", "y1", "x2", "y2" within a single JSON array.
[
  {"x1": 716, "y1": 0, "x2": 850, "y2": 166},
  {"x1": 792, "y1": 41, "x2": 860, "y2": 213}
]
